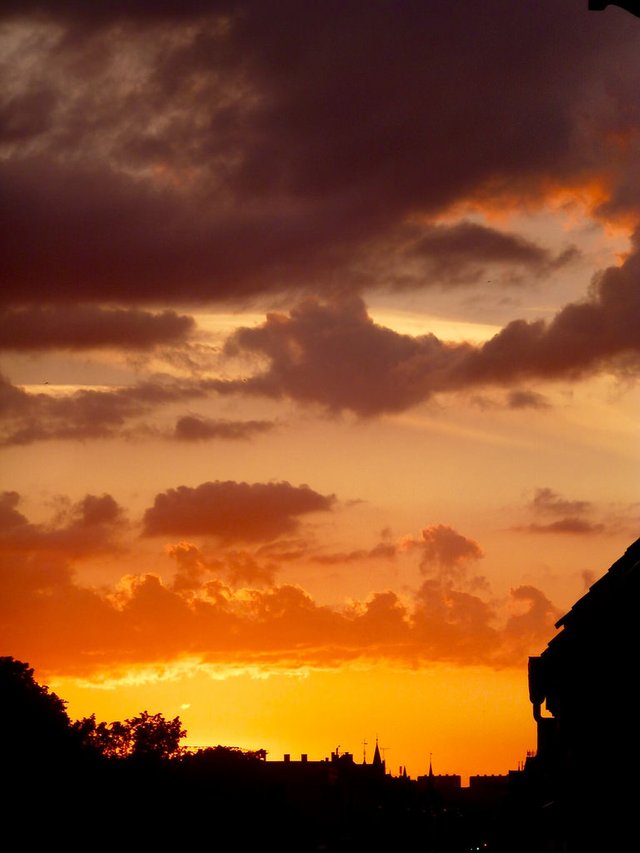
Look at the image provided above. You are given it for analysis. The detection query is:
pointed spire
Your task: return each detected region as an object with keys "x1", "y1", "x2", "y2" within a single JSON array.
[
  {"x1": 429, "y1": 752, "x2": 434, "y2": 778},
  {"x1": 372, "y1": 736, "x2": 382, "y2": 767}
]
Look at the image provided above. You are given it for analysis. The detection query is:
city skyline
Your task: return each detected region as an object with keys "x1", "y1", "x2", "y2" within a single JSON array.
[{"x1": 1, "y1": 1, "x2": 639, "y2": 781}]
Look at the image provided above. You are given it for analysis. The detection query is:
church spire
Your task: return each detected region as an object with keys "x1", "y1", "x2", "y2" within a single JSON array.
[
  {"x1": 371, "y1": 736, "x2": 386, "y2": 774},
  {"x1": 372, "y1": 736, "x2": 382, "y2": 767}
]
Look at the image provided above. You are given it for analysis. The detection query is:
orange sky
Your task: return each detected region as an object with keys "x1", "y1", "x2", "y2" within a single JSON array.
[{"x1": 1, "y1": 1, "x2": 639, "y2": 782}]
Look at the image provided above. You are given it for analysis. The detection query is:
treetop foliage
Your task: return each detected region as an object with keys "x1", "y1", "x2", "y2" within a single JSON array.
[
  {"x1": 74, "y1": 709, "x2": 186, "y2": 760},
  {"x1": 1, "y1": 654, "x2": 271, "y2": 777},
  {"x1": 0, "y1": 655, "x2": 72, "y2": 759},
  {"x1": 1, "y1": 656, "x2": 186, "y2": 763}
]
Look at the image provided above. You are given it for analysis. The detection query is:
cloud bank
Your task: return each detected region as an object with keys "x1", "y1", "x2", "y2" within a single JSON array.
[
  {"x1": 0, "y1": 495, "x2": 561, "y2": 677},
  {"x1": 215, "y1": 261, "x2": 640, "y2": 414},
  {"x1": 1, "y1": 1, "x2": 638, "y2": 308}
]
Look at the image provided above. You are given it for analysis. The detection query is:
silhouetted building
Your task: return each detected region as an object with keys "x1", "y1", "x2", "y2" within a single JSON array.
[
  {"x1": 416, "y1": 770, "x2": 462, "y2": 796},
  {"x1": 371, "y1": 738, "x2": 386, "y2": 775},
  {"x1": 469, "y1": 774, "x2": 509, "y2": 794},
  {"x1": 588, "y1": 1, "x2": 640, "y2": 19},
  {"x1": 527, "y1": 538, "x2": 640, "y2": 850}
]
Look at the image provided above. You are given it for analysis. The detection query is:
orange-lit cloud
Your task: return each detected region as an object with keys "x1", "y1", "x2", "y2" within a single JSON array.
[
  {"x1": 500, "y1": 585, "x2": 561, "y2": 661},
  {"x1": 167, "y1": 541, "x2": 279, "y2": 589},
  {"x1": 1, "y1": 559, "x2": 560, "y2": 676},
  {"x1": 0, "y1": 499, "x2": 561, "y2": 677}
]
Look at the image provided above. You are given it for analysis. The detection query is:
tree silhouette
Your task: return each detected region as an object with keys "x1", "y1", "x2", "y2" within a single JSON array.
[
  {"x1": 126, "y1": 710, "x2": 186, "y2": 759},
  {"x1": 74, "y1": 709, "x2": 186, "y2": 760},
  {"x1": 0, "y1": 655, "x2": 74, "y2": 764},
  {"x1": 73, "y1": 713, "x2": 130, "y2": 758}
]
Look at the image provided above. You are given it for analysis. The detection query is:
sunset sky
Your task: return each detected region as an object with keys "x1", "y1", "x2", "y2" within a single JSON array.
[{"x1": 1, "y1": 0, "x2": 639, "y2": 781}]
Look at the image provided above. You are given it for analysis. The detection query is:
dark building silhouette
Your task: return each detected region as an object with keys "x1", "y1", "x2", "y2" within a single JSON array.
[
  {"x1": 9, "y1": 531, "x2": 640, "y2": 853},
  {"x1": 588, "y1": 1, "x2": 640, "y2": 19},
  {"x1": 416, "y1": 757, "x2": 462, "y2": 795},
  {"x1": 419, "y1": 772, "x2": 463, "y2": 795},
  {"x1": 370, "y1": 737, "x2": 386, "y2": 774},
  {"x1": 527, "y1": 537, "x2": 640, "y2": 850}
]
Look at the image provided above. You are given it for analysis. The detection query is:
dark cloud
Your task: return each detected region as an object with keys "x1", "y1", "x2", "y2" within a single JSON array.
[
  {"x1": 1, "y1": 157, "x2": 333, "y2": 305},
  {"x1": 213, "y1": 245, "x2": 640, "y2": 414},
  {"x1": 417, "y1": 524, "x2": 484, "y2": 570},
  {"x1": 411, "y1": 222, "x2": 551, "y2": 267},
  {"x1": 523, "y1": 519, "x2": 606, "y2": 535},
  {"x1": 311, "y1": 542, "x2": 398, "y2": 565},
  {"x1": 413, "y1": 525, "x2": 489, "y2": 594},
  {"x1": 0, "y1": 374, "x2": 206, "y2": 446},
  {"x1": 0, "y1": 374, "x2": 280, "y2": 447},
  {"x1": 70, "y1": 494, "x2": 123, "y2": 528},
  {"x1": 142, "y1": 480, "x2": 336, "y2": 542},
  {"x1": 470, "y1": 389, "x2": 551, "y2": 411},
  {"x1": 310, "y1": 525, "x2": 485, "y2": 569},
  {"x1": 0, "y1": 491, "x2": 29, "y2": 531},
  {"x1": 581, "y1": 570, "x2": 595, "y2": 589},
  {"x1": 505, "y1": 389, "x2": 551, "y2": 410},
  {"x1": 173, "y1": 415, "x2": 275, "y2": 442},
  {"x1": 0, "y1": 85, "x2": 57, "y2": 144},
  {"x1": 400, "y1": 221, "x2": 578, "y2": 287},
  {"x1": 0, "y1": 491, "x2": 126, "y2": 558},
  {"x1": 215, "y1": 297, "x2": 473, "y2": 416},
  {"x1": 254, "y1": 538, "x2": 311, "y2": 564},
  {"x1": 530, "y1": 487, "x2": 592, "y2": 517},
  {"x1": 513, "y1": 487, "x2": 615, "y2": 535},
  {"x1": 0, "y1": 306, "x2": 195, "y2": 350},
  {"x1": 0, "y1": 1, "x2": 216, "y2": 24},
  {"x1": 516, "y1": 488, "x2": 606, "y2": 535},
  {"x1": 0, "y1": 2, "x2": 638, "y2": 306},
  {"x1": 457, "y1": 239, "x2": 640, "y2": 384}
]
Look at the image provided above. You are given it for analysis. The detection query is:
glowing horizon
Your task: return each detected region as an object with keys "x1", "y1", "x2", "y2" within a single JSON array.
[{"x1": 1, "y1": 1, "x2": 638, "y2": 785}]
